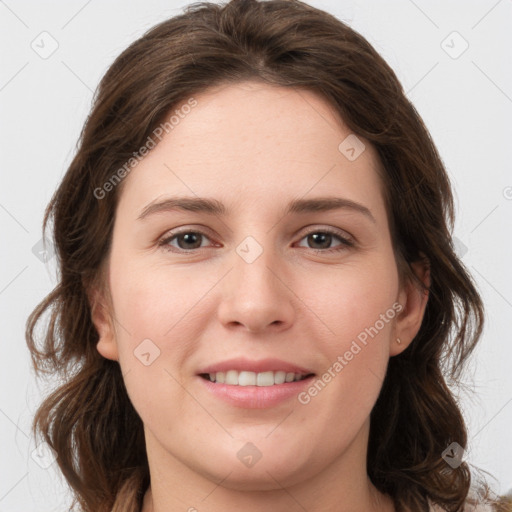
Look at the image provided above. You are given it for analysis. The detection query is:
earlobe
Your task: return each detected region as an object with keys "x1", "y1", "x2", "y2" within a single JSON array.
[
  {"x1": 96, "y1": 335, "x2": 119, "y2": 361},
  {"x1": 88, "y1": 288, "x2": 119, "y2": 361},
  {"x1": 391, "y1": 256, "x2": 430, "y2": 356}
]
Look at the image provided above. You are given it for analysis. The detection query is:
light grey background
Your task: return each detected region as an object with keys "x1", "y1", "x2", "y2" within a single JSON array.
[{"x1": 1, "y1": 0, "x2": 511, "y2": 510}]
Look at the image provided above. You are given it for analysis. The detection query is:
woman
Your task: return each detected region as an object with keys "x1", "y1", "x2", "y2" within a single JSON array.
[{"x1": 25, "y1": 0, "x2": 508, "y2": 510}]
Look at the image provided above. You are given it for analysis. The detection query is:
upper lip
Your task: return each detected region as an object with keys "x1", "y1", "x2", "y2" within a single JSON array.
[{"x1": 197, "y1": 357, "x2": 315, "y2": 375}]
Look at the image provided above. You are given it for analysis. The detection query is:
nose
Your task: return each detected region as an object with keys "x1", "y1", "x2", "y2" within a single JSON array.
[{"x1": 216, "y1": 240, "x2": 296, "y2": 334}]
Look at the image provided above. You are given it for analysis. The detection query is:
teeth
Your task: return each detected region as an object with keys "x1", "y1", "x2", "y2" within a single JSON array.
[
  {"x1": 205, "y1": 370, "x2": 309, "y2": 386},
  {"x1": 240, "y1": 371, "x2": 256, "y2": 386}
]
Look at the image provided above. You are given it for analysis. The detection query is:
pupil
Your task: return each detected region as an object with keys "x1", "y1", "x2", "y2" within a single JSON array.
[
  {"x1": 179, "y1": 233, "x2": 201, "y2": 249},
  {"x1": 310, "y1": 233, "x2": 330, "y2": 249}
]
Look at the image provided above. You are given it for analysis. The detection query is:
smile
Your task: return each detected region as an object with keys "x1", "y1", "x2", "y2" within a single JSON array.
[{"x1": 200, "y1": 370, "x2": 313, "y2": 386}]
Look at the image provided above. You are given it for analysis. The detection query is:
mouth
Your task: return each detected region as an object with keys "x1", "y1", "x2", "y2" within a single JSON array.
[
  {"x1": 199, "y1": 370, "x2": 315, "y2": 386},
  {"x1": 197, "y1": 370, "x2": 316, "y2": 409}
]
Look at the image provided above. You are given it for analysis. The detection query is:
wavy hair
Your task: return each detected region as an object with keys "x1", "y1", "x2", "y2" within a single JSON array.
[{"x1": 26, "y1": 0, "x2": 508, "y2": 511}]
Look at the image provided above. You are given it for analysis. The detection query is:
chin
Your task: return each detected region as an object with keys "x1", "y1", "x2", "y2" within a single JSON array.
[
  {"x1": 193, "y1": 448, "x2": 315, "y2": 491},
  {"x1": 206, "y1": 464, "x2": 308, "y2": 492}
]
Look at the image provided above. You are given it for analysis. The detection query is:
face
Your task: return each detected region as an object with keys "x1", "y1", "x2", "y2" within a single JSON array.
[{"x1": 93, "y1": 81, "x2": 428, "y2": 491}]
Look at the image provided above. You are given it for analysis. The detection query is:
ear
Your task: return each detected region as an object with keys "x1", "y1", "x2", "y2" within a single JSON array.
[
  {"x1": 88, "y1": 285, "x2": 119, "y2": 361},
  {"x1": 390, "y1": 255, "x2": 431, "y2": 356}
]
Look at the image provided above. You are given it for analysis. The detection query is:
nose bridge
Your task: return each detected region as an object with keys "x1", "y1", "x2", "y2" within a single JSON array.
[
  {"x1": 233, "y1": 232, "x2": 283, "y2": 298},
  {"x1": 217, "y1": 230, "x2": 295, "y2": 332}
]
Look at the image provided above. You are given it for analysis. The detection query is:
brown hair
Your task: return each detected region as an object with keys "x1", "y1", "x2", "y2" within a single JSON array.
[{"x1": 25, "y1": 1, "x2": 507, "y2": 511}]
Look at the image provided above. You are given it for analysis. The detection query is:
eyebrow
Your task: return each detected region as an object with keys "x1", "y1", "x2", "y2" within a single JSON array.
[{"x1": 137, "y1": 195, "x2": 376, "y2": 223}]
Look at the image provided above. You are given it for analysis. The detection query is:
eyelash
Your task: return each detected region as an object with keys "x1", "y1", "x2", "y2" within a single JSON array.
[{"x1": 157, "y1": 227, "x2": 355, "y2": 254}]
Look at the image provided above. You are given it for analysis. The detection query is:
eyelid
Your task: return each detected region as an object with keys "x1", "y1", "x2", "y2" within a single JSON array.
[
  {"x1": 157, "y1": 224, "x2": 215, "y2": 241},
  {"x1": 297, "y1": 224, "x2": 354, "y2": 243}
]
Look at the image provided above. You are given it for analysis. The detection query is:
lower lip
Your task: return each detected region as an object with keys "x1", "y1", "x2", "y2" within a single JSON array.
[{"x1": 198, "y1": 375, "x2": 315, "y2": 409}]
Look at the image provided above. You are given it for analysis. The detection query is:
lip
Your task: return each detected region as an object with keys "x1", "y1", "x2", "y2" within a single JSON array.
[
  {"x1": 198, "y1": 374, "x2": 316, "y2": 409},
  {"x1": 197, "y1": 357, "x2": 314, "y2": 375}
]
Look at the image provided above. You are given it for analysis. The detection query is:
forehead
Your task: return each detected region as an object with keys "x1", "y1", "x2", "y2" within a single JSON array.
[{"x1": 117, "y1": 81, "x2": 388, "y2": 223}]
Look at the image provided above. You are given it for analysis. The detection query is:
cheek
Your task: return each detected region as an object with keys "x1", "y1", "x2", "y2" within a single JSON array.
[
  {"x1": 303, "y1": 255, "x2": 399, "y2": 349},
  {"x1": 109, "y1": 260, "x2": 209, "y2": 340},
  {"x1": 107, "y1": 264, "x2": 205, "y2": 427},
  {"x1": 294, "y1": 254, "x2": 398, "y2": 411},
  {"x1": 107, "y1": 260, "x2": 222, "y2": 405}
]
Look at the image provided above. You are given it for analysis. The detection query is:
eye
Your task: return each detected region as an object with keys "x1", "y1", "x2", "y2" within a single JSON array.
[
  {"x1": 296, "y1": 228, "x2": 354, "y2": 253},
  {"x1": 159, "y1": 229, "x2": 214, "y2": 252},
  {"x1": 158, "y1": 227, "x2": 354, "y2": 254}
]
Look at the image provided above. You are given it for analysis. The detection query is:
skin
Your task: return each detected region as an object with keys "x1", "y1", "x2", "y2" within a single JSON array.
[{"x1": 91, "y1": 81, "x2": 429, "y2": 512}]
